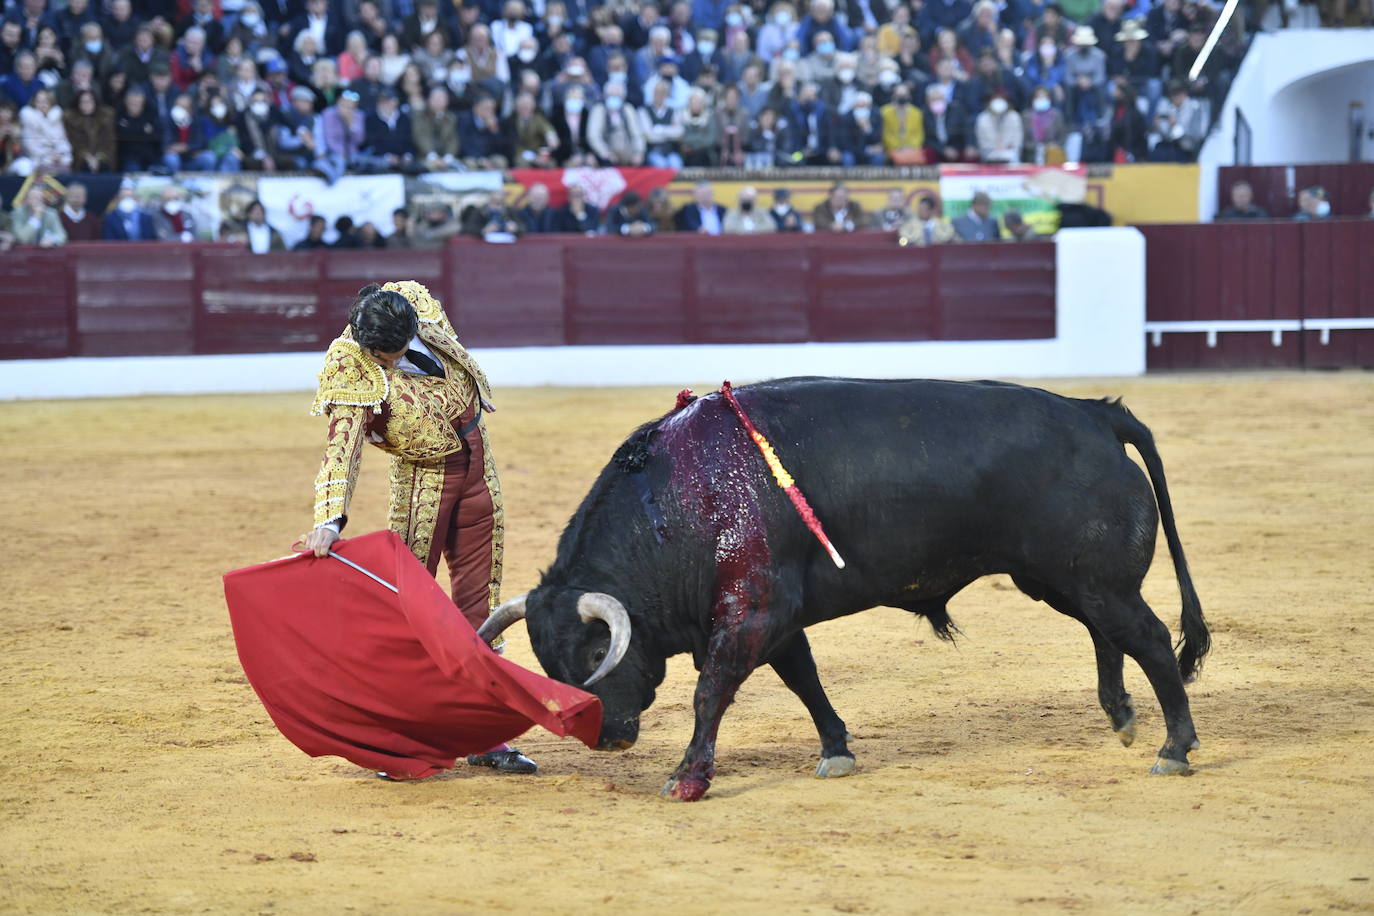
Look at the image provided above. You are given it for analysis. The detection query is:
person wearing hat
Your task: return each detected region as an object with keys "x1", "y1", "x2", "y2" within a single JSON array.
[
  {"x1": 1064, "y1": 24, "x2": 1106, "y2": 87},
  {"x1": 1108, "y1": 19, "x2": 1161, "y2": 110}
]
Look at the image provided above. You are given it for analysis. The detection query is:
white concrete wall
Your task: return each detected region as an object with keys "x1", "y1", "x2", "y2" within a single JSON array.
[
  {"x1": 1199, "y1": 29, "x2": 1374, "y2": 220},
  {"x1": 0, "y1": 229, "x2": 1147, "y2": 399}
]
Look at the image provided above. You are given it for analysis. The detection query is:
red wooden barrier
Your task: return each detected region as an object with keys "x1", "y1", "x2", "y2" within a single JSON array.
[
  {"x1": 1142, "y1": 219, "x2": 1374, "y2": 369},
  {"x1": 0, "y1": 234, "x2": 1057, "y2": 360},
  {"x1": 1218, "y1": 164, "x2": 1374, "y2": 219}
]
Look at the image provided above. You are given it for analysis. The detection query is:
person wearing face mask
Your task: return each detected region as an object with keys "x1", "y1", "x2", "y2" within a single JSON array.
[
  {"x1": 102, "y1": 185, "x2": 157, "y2": 241},
  {"x1": 1023, "y1": 38, "x2": 1066, "y2": 102},
  {"x1": 153, "y1": 186, "x2": 196, "y2": 243},
  {"x1": 757, "y1": 2, "x2": 799, "y2": 62},
  {"x1": 798, "y1": 0, "x2": 854, "y2": 54},
  {"x1": 722, "y1": 185, "x2": 776, "y2": 235},
  {"x1": 768, "y1": 186, "x2": 803, "y2": 231},
  {"x1": 974, "y1": 89, "x2": 1021, "y2": 163},
  {"x1": 880, "y1": 83, "x2": 925, "y2": 164},
  {"x1": 805, "y1": 29, "x2": 839, "y2": 82},
  {"x1": 820, "y1": 51, "x2": 859, "y2": 113},
  {"x1": 835, "y1": 89, "x2": 883, "y2": 165},
  {"x1": 1023, "y1": 87, "x2": 1066, "y2": 163},
  {"x1": 923, "y1": 81, "x2": 975, "y2": 162},
  {"x1": 554, "y1": 85, "x2": 596, "y2": 165},
  {"x1": 176, "y1": 0, "x2": 227, "y2": 53},
  {"x1": 491, "y1": 0, "x2": 533, "y2": 58},
  {"x1": 238, "y1": 89, "x2": 280, "y2": 171},
  {"x1": 588, "y1": 25, "x2": 631, "y2": 86},
  {"x1": 587, "y1": 81, "x2": 646, "y2": 165},
  {"x1": 192, "y1": 93, "x2": 245, "y2": 171},
  {"x1": 682, "y1": 27, "x2": 720, "y2": 82}
]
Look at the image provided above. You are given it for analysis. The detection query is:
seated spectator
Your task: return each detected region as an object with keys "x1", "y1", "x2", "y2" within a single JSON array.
[
  {"x1": 1002, "y1": 209, "x2": 1039, "y2": 241},
  {"x1": 460, "y1": 187, "x2": 523, "y2": 239},
  {"x1": 169, "y1": 26, "x2": 212, "y2": 90},
  {"x1": 805, "y1": 30, "x2": 840, "y2": 83},
  {"x1": 359, "y1": 89, "x2": 415, "y2": 173},
  {"x1": 458, "y1": 94, "x2": 511, "y2": 168},
  {"x1": 680, "y1": 88, "x2": 721, "y2": 166},
  {"x1": 55, "y1": 0, "x2": 98, "y2": 57},
  {"x1": 1023, "y1": 39, "x2": 1067, "y2": 103},
  {"x1": 553, "y1": 84, "x2": 595, "y2": 165},
  {"x1": 290, "y1": 0, "x2": 344, "y2": 57},
  {"x1": 516, "y1": 183, "x2": 557, "y2": 233},
  {"x1": 1149, "y1": 79, "x2": 1207, "y2": 162},
  {"x1": 226, "y1": 59, "x2": 266, "y2": 113},
  {"x1": 401, "y1": 0, "x2": 455, "y2": 55},
  {"x1": 60, "y1": 182, "x2": 101, "y2": 242},
  {"x1": 643, "y1": 55, "x2": 690, "y2": 111},
  {"x1": 492, "y1": 0, "x2": 534, "y2": 59},
  {"x1": 238, "y1": 88, "x2": 278, "y2": 171},
  {"x1": 412, "y1": 86, "x2": 460, "y2": 170},
  {"x1": 605, "y1": 189, "x2": 655, "y2": 237},
  {"x1": 789, "y1": 81, "x2": 833, "y2": 164},
  {"x1": 769, "y1": 186, "x2": 804, "y2": 231},
  {"x1": 10, "y1": 187, "x2": 67, "y2": 248},
  {"x1": 1292, "y1": 186, "x2": 1331, "y2": 221},
  {"x1": 378, "y1": 33, "x2": 411, "y2": 87},
  {"x1": 198, "y1": 94, "x2": 245, "y2": 171},
  {"x1": 640, "y1": 80, "x2": 683, "y2": 167},
  {"x1": 262, "y1": 58, "x2": 292, "y2": 110},
  {"x1": 927, "y1": 29, "x2": 973, "y2": 80},
  {"x1": 243, "y1": 199, "x2": 286, "y2": 253},
  {"x1": 18, "y1": 89, "x2": 72, "y2": 175},
  {"x1": 1215, "y1": 181, "x2": 1268, "y2": 221},
  {"x1": 153, "y1": 186, "x2": 195, "y2": 242},
  {"x1": 102, "y1": 0, "x2": 138, "y2": 50},
  {"x1": 587, "y1": 82, "x2": 645, "y2": 166},
  {"x1": 386, "y1": 208, "x2": 415, "y2": 248},
  {"x1": 1064, "y1": 71, "x2": 1109, "y2": 162},
  {"x1": 682, "y1": 28, "x2": 720, "y2": 83},
  {"x1": 1108, "y1": 78, "x2": 1148, "y2": 162},
  {"x1": 958, "y1": 1, "x2": 1001, "y2": 59},
  {"x1": 1, "y1": 51, "x2": 43, "y2": 109},
  {"x1": 351, "y1": 57, "x2": 386, "y2": 112},
  {"x1": 413, "y1": 202, "x2": 462, "y2": 247},
  {"x1": 504, "y1": 90, "x2": 558, "y2": 167},
  {"x1": 898, "y1": 194, "x2": 955, "y2": 246},
  {"x1": 288, "y1": 31, "x2": 322, "y2": 88},
  {"x1": 1110, "y1": 20, "x2": 1161, "y2": 112},
  {"x1": 892, "y1": 31, "x2": 928, "y2": 90},
  {"x1": 229, "y1": 4, "x2": 271, "y2": 54},
  {"x1": 924, "y1": 82, "x2": 975, "y2": 163},
  {"x1": 1023, "y1": 86, "x2": 1067, "y2": 163},
  {"x1": 178, "y1": 0, "x2": 225, "y2": 52},
  {"x1": 834, "y1": 90, "x2": 883, "y2": 166},
  {"x1": 756, "y1": 2, "x2": 799, "y2": 63},
  {"x1": 310, "y1": 58, "x2": 343, "y2": 112},
  {"x1": 738, "y1": 63, "x2": 770, "y2": 119},
  {"x1": 675, "y1": 180, "x2": 726, "y2": 234},
  {"x1": 102, "y1": 185, "x2": 156, "y2": 241},
  {"x1": 647, "y1": 187, "x2": 677, "y2": 233},
  {"x1": 274, "y1": 86, "x2": 320, "y2": 170},
  {"x1": 717, "y1": 28, "x2": 755, "y2": 87},
  {"x1": 717, "y1": 83, "x2": 749, "y2": 167},
  {"x1": 293, "y1": 214, "x2": 329, "y2": 249},
  {"x1": 456, "y1": 23, "x2": 509, "y2": 99},
  {"x1": 317, "y1": 89, "x2": 366, "y2": 182},
  {"x1": 0, "y1": 101, "x2": 20, "y2": 173},
  {"x1": 743, "y1": 106, "x2": 795, "y2": 168},
  {"x1": 880, "y1": 83, "x2": 923, "y2": 164},
  {"x1": 338, "y1": 31, "x2": 370, "y2": 84},
  {"x1": 1064, "y1": 25, "x2": 1107, "y2": 88},
  {"x1": 556, "y1": 183, "x2": 600, "y2": 234},
  {"x1": 723, "y1": 185, "x2": 775, "y2": 234},
  {"x1": 952, "y1": 190, "x2": 1000, "y2": 241},
  {"x1": 853, "y1": 33, "x2": 885, "y2": 88},
  {"x1": 873, "y1": 188, "x2": 910, "y2": 232},
  {"x1": 55, "y1": 59, "x2": 99, "y2": 112},
  {"x1": 214, "y1": 36, "x2": 246, "y2": 85},
  {"x1": 160, "y1": 92, "x2": 196, "y2": 171},
  {"x1": 331, "y1": 216, "x2": 360, "y2": 248},
  {"x1": 64, "y1": 89, "x2": 116, "y2": 172},
  {"x1": 975, "y1": 90, "x2": 1022, "y2": 163},
  {"x1": 813, "y1": 181, "x2": 864, "y2": 233}
]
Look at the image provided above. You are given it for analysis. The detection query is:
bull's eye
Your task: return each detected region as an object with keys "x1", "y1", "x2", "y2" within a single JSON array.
[{"x1": 589, "y1": 646, "x2": 608, "y2": 667}]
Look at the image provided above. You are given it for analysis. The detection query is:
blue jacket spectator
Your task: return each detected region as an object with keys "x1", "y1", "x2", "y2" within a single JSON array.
[
  {"x1": 797, "y1": 4, "x2": 856, "y2": 53},
  {"x1": 102, "y1": 192, "x2": 157, "y2": 241}
]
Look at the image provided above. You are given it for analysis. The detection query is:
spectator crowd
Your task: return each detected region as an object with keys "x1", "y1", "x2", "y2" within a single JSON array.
[{"x1": 0, "y1": 0, "x2": 1255, "y2": 185}]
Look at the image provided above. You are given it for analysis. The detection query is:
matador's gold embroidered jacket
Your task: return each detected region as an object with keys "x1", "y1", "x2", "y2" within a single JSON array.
[{"x1": 310, "y1": 281, "x2": 504, "y2": 606}]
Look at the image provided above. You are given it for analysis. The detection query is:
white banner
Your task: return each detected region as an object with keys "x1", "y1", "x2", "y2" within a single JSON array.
[
  {"x1": 415, "y1": 170, "x2": 505, "y2": 193},
  {"x1": 257, "y1": 174, "x2": 407, "y2": 247}
]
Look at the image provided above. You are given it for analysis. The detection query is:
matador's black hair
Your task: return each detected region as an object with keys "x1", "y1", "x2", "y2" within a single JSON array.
[{"x1": 348, "y1": 284, "x2": 417, "y2": 354}]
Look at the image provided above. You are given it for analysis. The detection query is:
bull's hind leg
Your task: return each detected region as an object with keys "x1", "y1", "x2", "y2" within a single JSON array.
[
  {"x1": 769, "y1": 632, "x2": 854, "y2": 778},
  {"x1": 1085, "y1": 591, "x2": 1200, "y2": 774},
  {"x1": 1021, "y1": 581, "x2": 1138, "y2": 746}
]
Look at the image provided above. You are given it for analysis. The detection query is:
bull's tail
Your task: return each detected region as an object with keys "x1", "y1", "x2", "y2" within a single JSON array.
[{"x1": 1094, "y1": 399, "x2": 1211, "y2": 681}]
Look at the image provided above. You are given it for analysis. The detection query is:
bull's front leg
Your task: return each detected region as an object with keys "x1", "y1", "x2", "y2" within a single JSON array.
[{"x1": 661, "y1": 593, "x2": 771, "y2": 802}]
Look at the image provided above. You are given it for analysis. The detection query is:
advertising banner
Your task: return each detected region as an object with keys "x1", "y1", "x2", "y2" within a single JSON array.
[
  {"x1": 936, "y1": 164, "x2": 1088, "y2": 236},
  {"x1": 256, "y1": 174, "x2": 406, "y2": 247}
]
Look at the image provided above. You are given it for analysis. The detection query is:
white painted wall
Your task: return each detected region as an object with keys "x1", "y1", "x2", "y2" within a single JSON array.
[
  {"x1": 0, "y1": 229, "x2": 1147, "y2": 400},
  {"x1": 1198, "y1": 29, "x2": 1374, "y2": 220}
]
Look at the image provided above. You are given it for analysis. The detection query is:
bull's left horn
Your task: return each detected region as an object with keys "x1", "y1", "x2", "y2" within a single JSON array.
[
  {"x1": 577, "y1": 593, "x2": 632, "y2": 687},
  {"x1": 477, "y1": 593, "x2": 527, "y2": 646}
]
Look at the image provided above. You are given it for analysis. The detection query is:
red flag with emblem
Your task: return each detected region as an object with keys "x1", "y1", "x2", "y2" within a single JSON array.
[
  {"x1": 509, "y1": 166, "x2": 678, "y2": 209},
  {"x1": 223, "y1": 530, "x2": 602, "y2": 779}
]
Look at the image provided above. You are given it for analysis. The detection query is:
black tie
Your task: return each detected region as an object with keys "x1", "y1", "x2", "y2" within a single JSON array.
[{"x1": 406, "y1": 348, "x2": 445, "y2": 378}]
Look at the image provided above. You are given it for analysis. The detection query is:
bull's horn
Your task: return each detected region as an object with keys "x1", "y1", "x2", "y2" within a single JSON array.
[
  {"x1": 577, "y1": 592, "x2": 632, "y2": 687},
  {"x1": 477, "y1": 593, "x2": 527, "y2": 645}
]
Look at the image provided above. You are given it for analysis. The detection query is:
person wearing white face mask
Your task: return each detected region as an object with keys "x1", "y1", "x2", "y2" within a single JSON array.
[
  {"x1": 684, "y1": 28, "x2": 719, "y2": 82},
  {"x1": 101, "y1": 186, "x2": 156, "y2": 241},
  {"x1": 757, "y1": 1, "x2": 798, "y2": 62},
  {"x1": 835, "y1": 89, "x2": 883, "y2": 166},
  {"x1": 974, "y1": 89, "x2": 1021, "y2": 163},
  {"x1": 153, "y1": 185, "x2": 196, "y2": 243},
  {"x1": 1023, "y1": 86, "x2": 1066, "y2": 163},
  {"x1": 1292, "y1": 186, "x2": 1333, "y2": 222},
  {"x1": 491, "y1": 0, "x2": 533, "y2": 58},
  {"x1": 587, "y1": 80, "x2": 646, "y2": 165}
]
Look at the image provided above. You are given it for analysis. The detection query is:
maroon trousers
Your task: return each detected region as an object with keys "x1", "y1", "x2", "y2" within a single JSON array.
[{"x1": 422, "y1": 406, "x2": 495, "y2": 631}]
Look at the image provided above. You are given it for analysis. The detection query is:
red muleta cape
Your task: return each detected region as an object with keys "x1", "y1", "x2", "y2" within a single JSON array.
[{"x1": 223, "y1": 530, "x2": 602, "y2": 779}]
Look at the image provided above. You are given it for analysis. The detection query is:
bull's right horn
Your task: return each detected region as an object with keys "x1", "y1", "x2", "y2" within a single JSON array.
[
  {"x1": 477, "y1": 593, "x2": 527, "y2": 646},
  {"x1": 577, "y1": 592, "x2": 632, "y2": 687}
]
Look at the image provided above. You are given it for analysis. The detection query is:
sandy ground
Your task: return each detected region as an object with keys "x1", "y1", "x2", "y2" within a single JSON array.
[{"x1": 2, "y1": 372, "x2": 1373, "y2": 915}]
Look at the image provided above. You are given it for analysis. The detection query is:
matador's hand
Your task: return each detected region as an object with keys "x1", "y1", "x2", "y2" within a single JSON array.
[{"x1": 303, "y1": 526, "x2": 340, "y2": 557}]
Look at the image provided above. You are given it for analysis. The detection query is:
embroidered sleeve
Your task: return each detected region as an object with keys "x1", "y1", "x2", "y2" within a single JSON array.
[
  {"x1": 311, "y1": 336, "x2": 388, "y2": 417},
  {"x1": 313, "y1": 404, "x2": 367, "y2": 529}
]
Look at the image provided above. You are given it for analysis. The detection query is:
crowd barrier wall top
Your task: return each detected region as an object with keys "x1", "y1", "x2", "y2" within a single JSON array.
[
  {"x1": 1140, "y1": 219, "x2": 1374, "y2": 369},
  {"x1": 0, "y1": 228, "x2": 1149, "y2": 398}
]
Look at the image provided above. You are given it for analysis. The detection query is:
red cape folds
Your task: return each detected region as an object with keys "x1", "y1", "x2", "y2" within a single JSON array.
[{"x1": 223, "y1": 531, "x2": 602, "y2": 779}]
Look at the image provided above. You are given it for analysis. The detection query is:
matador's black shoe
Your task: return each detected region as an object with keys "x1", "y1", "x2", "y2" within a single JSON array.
[{"x1": 466, "y1": 748, "x2": 538, "y2": 774}]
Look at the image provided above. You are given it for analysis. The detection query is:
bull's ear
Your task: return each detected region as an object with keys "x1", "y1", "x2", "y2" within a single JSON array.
[{"x1": 477, "y1": 594, "x2": 527, "y2": 645}]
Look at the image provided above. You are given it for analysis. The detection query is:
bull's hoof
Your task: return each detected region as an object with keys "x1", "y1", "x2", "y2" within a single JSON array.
[
  {"x1": 660, "y1": 775, "x2": 710, "y2": 802},
  {"x1": 1114, "y1": 717, "x2": 1138, "y2": 748},
  {"x1": 815, "y1": 755, "x2": 856, "y2": 778},
  {"x1": 1148, "y1": 757, "x2": 1191, "y2": 776}
]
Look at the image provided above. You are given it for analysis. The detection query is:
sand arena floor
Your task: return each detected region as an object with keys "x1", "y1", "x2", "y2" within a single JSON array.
[{"x1": 2, "y1": 372, "x2": 1373, "y2": 915}]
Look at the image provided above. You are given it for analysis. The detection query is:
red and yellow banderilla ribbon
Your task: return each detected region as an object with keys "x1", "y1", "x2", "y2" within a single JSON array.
[{"x1": 719, "y1": 381, "x2": 846, "y2": 570}]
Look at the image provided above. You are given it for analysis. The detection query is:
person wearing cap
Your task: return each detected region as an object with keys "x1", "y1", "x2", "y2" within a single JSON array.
[
  {"x1": 643, "y1": 53, "x2": 691, "y2": 110},
  {"x1": 315, "y1": 88, "x2": 364, "y2": 181},
  {"x1": 1109, "y1": 19, "x2": 1161, "y2": 110},
  {"x1": 274, "y1": 84, "x2": 322, "y2": 170},
  {"x1": 952, "y1": 190, "x2": 999, "y2": 241},
  {"x1": 261, "y1": 56, "x2": 292, "y2": 110},
  {"x1": 1064, "y1": 24, "x2": 1106, "y2": 87},
  {"x1": 767, "y1": 186, "x2": 803, "y2": 231}
]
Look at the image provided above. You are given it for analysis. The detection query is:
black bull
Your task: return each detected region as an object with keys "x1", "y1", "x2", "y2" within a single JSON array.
[{"x1": 480, "y1": 378, "x2": 1210, "y2": 801}]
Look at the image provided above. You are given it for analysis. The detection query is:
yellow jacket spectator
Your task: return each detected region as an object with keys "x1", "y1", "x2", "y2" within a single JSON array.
[{"x1": 880, "y1": 86, "x2": 924, "y2": 164}]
